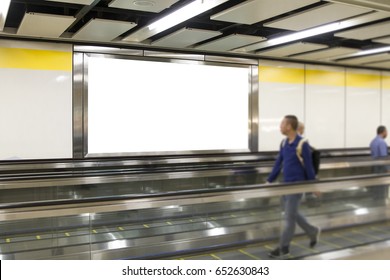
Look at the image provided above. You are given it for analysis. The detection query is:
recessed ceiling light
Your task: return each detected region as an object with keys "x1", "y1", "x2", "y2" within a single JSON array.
[{"x1": 133, "y1": 0, "x2": 155, "y2": 7}]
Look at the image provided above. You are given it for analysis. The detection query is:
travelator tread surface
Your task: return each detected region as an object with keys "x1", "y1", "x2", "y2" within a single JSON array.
[
  {"x1": 167, "y1": 221, "x2": 390, "y2": 260},
  {"x1": 0, "y1": 198, "x2": 364, "y2": 250},
  {"x1": 0, "y1": 196, "x2": 387, "y2": 259}
]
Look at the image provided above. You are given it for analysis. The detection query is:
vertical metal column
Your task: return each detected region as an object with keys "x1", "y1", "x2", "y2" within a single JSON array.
[
  {"x1": 250, "y1": 65, "x2": 259, "y2": 152},
  {"x1": 73, "y1": 52, "x2": 84, "y2": 158}
]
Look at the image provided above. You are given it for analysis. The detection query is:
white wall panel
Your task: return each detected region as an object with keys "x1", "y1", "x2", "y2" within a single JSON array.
[
  {"x1": 0, "y1": 40, "x2": 72, "y2": 160},
  {"x1": 258, "y1": 61, "x2": 305, "y2": 151},
  {"x1": 305, "y1": 65, "x2": 345, "y2": 149},
  {"x1": 258, "y1": 60, "x2": 387, "y2": 151},
  {"x1": 345, "y1": 69, "x2": 381, "y2": 148},
  {"x1": 382, "y1": 73, "x2": 390, "y2": 132}
]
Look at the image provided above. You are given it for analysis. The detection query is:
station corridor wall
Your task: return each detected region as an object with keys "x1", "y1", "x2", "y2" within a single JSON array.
[
  {"x1": 0, "y1": 40, "x2": 72, "y2": 159},
  {"x1": 258, "y1": 60, "x2": 390, "y2": 151}
]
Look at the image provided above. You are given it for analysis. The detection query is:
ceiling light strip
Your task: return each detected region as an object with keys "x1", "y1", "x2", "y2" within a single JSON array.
[
  {"x1": 123, "y1": 0, "x2": 229, "y2": 42},
  {"x1": 328, "y1": 0, "x2": 390, "y2": 13},
  {"x1": 238, "y1": 12, "x2": 385, "y2": 52},
  {"x1": 337, "y1": 46, "x2": 390, "y2": 61},
  {"x1": 0, "y1": 0, "x2": 11, "y2": 31}
]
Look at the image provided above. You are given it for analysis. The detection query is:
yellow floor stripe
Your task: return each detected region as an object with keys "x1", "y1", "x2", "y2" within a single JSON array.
[
  {"x1": 352, "y1": 229, "x2": 382, "y2": 240},
  {"x1": 65, "y1": 232, "x2": 70, "y2": 237},
  {"x1": 210, "y1": 217, "x2": 216, "y2": 220},
  {"x1": 291, "y1": 241, "x2": 319, "y2": 254},
  {"x1": 210, "y1": 254, "x2": 222, "y2": 260},
  {"x1": 189, "y1": 219, "x2": 194, "y2": 222},
  {"x1": 230, "y1": 214, "x2": 237, "y2": 218},
  {"x1": 370, "y1": 226, "x2": 388, "y2": 234},
  {"x1": 143, "y1": 224, "x2": 150, "y2": 228},
  {"x1": 239, "y1": 249, "x2": 261, "y2": 260},
  {"x1": 36, "y1": 235, "x2": 41, "y2": 240},
  {"x1": 264, "y1": 244, "x2": 295, "y2": 258},
  {"x1": 316, "y1": 236, "x2": 342, "y2": 249},
  {"x1": 118, "y1": 227, "x2": 124, "y2": 231},
  {"x1": 166, "y1": 222, "x2": 173, "y2": 225},
  {"x1": 6, "y1": 238, "x2": 11, "y2": 243},
  {"x1": 244, "y1": 243, "x2": 261, "y2": 249},
  {"x1": 92, "y1": 230, "x2": 98, "y2": 234},
  {"x1": 332, "y1": 233, "x2": 360, "y2": 244},
  {"x1": 186, "y1": 253, "x2": 210, "y2": 260}
]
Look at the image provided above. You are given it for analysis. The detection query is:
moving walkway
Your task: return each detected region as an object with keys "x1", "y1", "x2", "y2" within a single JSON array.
[{"x1": 0, "y1": 150, "x2": 389, "y2": 260}]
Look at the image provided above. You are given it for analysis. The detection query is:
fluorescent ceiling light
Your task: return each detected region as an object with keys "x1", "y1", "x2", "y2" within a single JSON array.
[
  {"x1": 355, "y1": 46, "x2": 390, "y2": 56},
  {"x1": 241, "y1": 22, "x2": 348, "y2": 51},
  {"x1": 347, "y1": 46, "x2": 390, "y2": 58},
  {"x1": 148, "y1": 0, "x2": 212, "y2": 32},
  {"x1": 270, "y1": 22, "x2": 343, "y2": 45},
  {"x1": 237, "y1": 12, "x2": 385, "y2": 52},
  {"x1": 335, "y1": 46, "x2": 390, "y2": 61},
  {"x1": 123, "y1": 0, "x2": 228, "y2": 42},
  {"x1": 329, "y1": 0, "x2": 390, "y2": 13},
  {"x1": 0, "y1": 0, "x2": 11, "y2": 31}
]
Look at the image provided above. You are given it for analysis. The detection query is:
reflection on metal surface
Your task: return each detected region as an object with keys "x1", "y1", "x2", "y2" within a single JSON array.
[
  {"x1": 205, "y1": 55, "x2": 258, "y2": 65},
  {"x1": 1, "y1": 174, "x2": 390, "y2": 221},
  {"x1": 106, "y1": 236, "x2": 128, "y2": 250},
  {"x1": 208, "y1": 227, "x2": 227, "y2": 236},
  {"x1": 74, "y1": 46, "x2": 143, "y2": 56},
  {"x1": 0, "y1": 154, "x2": 389, "y2": 190},
  {"x1": 354, "y1": 208, "x2": 369, "y2": 215},
  {"x1": 0, "y1": 196, "x2": 389, "y2": 259},
  {"x1": 143, "y1": 50, "x2": 204, "y2": 60},
  {"x1": 250, "y1": 65, "x2": 259, "y2": 152},
  {"x1": 305, "y1": 240, "x2": 390, "y2": 260},
  {"x1": 73, "y1": 52, "x2": 84, "y2": 158},
  {"x1": 0, "y1": 153, "x2": 390, "y2": 259}
]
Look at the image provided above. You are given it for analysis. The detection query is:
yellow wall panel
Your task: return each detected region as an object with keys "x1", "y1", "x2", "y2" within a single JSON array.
[
  {"x1": 305, "y1": 69, "x2": 345, "y2": 87},
  {"x1": 346, "y1": 72, "x2": 381, "y2": 89},
  {"x1": 259, "y1": 64, "x2": 385, "y2": 89},
  {"x1": 382, "y1": 73, "x2": 390, "y2": 90},
  {"x1": 0, "y1": 47, "x2": 72, "y2": 71},
  {"x1": 259, "y1": 65, "x2": 304, "y2": 84}
]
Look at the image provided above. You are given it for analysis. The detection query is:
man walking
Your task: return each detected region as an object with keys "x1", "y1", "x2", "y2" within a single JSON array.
[
  {"x1": 369, "y1": 125, "x2": 389, "y2": 200},
  {"x1": 267, "y1": 115, "x2": 320, "y2": 258}
]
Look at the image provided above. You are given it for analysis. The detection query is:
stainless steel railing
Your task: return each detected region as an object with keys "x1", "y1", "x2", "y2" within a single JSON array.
[{"x1": 1, "y1": 173, "x2": 389, "y2": 222}]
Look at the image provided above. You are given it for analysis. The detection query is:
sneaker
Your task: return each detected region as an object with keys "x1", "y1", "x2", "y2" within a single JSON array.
[
  {"x1": 310, "y1": 227, "x2": 321, "y2": 248},
  {"x1": 268, "y1": 247, "x2": 289, "y2": 258}
]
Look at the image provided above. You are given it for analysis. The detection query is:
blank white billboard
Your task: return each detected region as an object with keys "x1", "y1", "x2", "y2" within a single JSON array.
[{"x1": 87, "y1": 56, "x2": 250, "y2": 155}]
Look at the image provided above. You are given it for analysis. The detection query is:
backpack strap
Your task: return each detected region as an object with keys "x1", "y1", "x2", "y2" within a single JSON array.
[
  {"x1": 280, "y1": 138, "x2": 287, "y2": 150},
  {"x1": 296, "y1": 138, "x2": 308, "y2": 166}
]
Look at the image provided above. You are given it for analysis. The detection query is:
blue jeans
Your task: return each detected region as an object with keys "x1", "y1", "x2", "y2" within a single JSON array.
[{"x1": 280, "y1": 194, "x2": 317, "y2": 248}]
